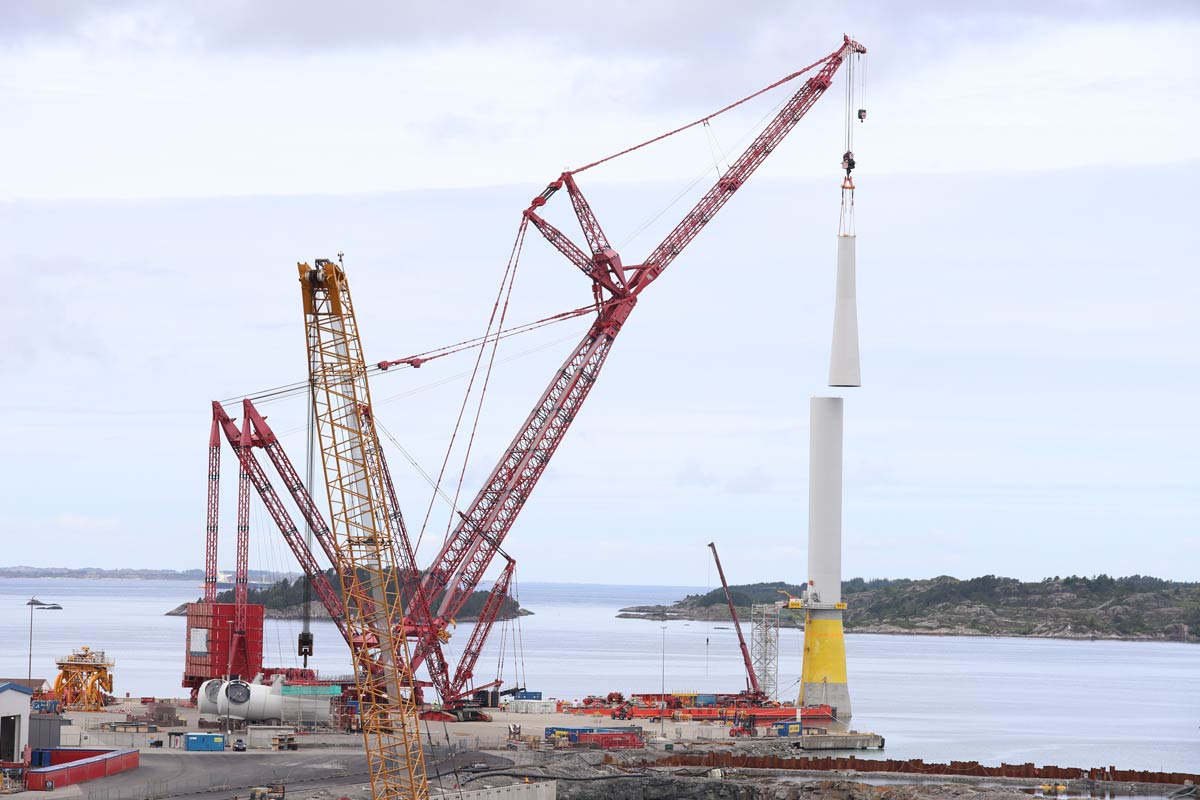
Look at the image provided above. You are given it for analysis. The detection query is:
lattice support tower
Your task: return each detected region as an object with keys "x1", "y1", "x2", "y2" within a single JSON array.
[{"x1": 750, "y1": 603, "x2": 781, "y2": 701}]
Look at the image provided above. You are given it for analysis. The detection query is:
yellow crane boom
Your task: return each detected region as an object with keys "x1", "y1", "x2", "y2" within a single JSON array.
[{"x1": 299, "y1": 258, "x2": 428, "y2": 800}]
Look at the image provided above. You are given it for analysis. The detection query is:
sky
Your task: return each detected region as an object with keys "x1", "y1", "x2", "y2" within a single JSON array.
[{"x1": 1, "y1": 1, "x2": 1197, "y2": 588}]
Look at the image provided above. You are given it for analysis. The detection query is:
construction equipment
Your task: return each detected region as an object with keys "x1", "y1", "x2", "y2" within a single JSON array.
[
  {"x1": 298, "y1": 259, "x2": 428, "y2": 800},
  {"x1": 729, "y1": 711, "x2": 759, "y2": 737},
  {"x1": 415, "y1": 35, "x2": 867, "y2": 695},
  {"x1": 195, "y1": 36, "x2": 865, "y2": 800},
  {"x1": 708, "y1": 542, "x2": 765, "y2": 701}
]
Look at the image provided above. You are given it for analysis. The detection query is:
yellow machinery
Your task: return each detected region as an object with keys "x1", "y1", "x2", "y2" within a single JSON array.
[
  {"x1": 299, "y1": 259, "x2": 428, "y2": 800},
  {"x1": 54, "y1": 646, "x2": 114, "y2": 711}
]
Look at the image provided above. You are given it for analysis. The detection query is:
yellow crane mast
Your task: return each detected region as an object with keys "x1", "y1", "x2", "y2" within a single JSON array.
[{"x1": 298, "y1": 258, "x2": 428, "y2": 800}]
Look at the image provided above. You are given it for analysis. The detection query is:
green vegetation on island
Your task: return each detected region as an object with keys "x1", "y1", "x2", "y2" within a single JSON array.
[
  {"x1": 618, "y1": 575, "x2": 1200, "y2": 642},
  {"x1": 169, "y1": 568, "x2": 528, "y2": 622}
]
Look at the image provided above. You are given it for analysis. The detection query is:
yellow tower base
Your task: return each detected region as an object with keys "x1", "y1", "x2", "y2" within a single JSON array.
[{"x1": 799, "y1": 609, "x2": 851, "y2": 719}]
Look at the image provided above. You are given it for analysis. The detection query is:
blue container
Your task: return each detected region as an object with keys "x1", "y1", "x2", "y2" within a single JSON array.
[
  {"x1": 514, "y1": 691, "x2": 542, "y2": 700},
  {"x1": 770, "y1": 721, "x2": 803, "y2": 737},
  {"x1": 695, "y1": 694, "x2": 717, "y2": 707},
  {"x1": 544, "y1": 726, "x2": 595, "y2": 742},
  {"x1": 185, "y1": 733, "x2": 226, "y2": 751},
  {"x1": 31, "y1": 749, "x2": 49, "y2": 767}
]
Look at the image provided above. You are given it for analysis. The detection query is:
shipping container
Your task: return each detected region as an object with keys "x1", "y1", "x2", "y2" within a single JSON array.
[
  {"x1": 182, "y1": 603, "x2": 265, "y2": 693},
  {"x1": 509, "y1": 699, "x2": 557, "y2": 714},
  {"x1": 514, "y1": 691, "x2": 542, "y2": 700},
  {"x1": 771, "y1": 721, "x2": 820, "y2": 737},
  {"x1": 185, "y1": 733, "x2": 226, "y2": 751},
  {"x1": 25, "y1": 749, "x2": 140, "y2": 790}
]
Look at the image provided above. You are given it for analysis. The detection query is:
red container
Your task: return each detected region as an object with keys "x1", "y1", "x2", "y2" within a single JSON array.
[
  {"x1": 181, "y1": 602, "x2": 265, "y2": 692},
  {"x1": 26, "y1": 749, "x2": 139, "y2": 790}
]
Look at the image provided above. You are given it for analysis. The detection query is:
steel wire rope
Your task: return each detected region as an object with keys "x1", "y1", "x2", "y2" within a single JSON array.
[
  {"x1": 512, "y1": 575, "x2": 527, "y2": 692},
  {"x1": 492, "y1": 593, "x2": 509, "y2": 691},
  {"x1": 253, "y1": 497, "x2": 290, "y2": 673},
  {"x1": 435, "y1": 218, "x2": 528, "y2": 552},
  {"x1": 570, "y1": 48, "x2": 834, "y2": 175},
  {"x1": 265, "y1": 326, "x2": 589, "y2": 442},
  {"x1": 374, "y1": 326, "x2": 589, "y2": 408},
  {"x1": 258, "y1": 497, "x2": 296, "y2": 673},
  {"x1": 614, "y1": 89, "x2": 793, "y2": 253},
  {"x1": 436, "y1": 716, "x2": 469, "y2": 800},
  {"x1": 252, "y1": 501, "x2": 289, "y2": 676},
  {"x1": 218, "y1": 303, "x2": 595, "y2": 409},
  {"x1": 374, "y1": 418, "x2": 461, "y2": 515},
  {"x1": 414, "y1": 217, "x2": 528, "y2": 553},
  {"x1": 701, "y1": 120, "x2": 728, "y2": 177}
]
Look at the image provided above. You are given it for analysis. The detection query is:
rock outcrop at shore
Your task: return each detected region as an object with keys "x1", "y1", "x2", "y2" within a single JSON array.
[{"x1": 618, "y1": 575, "x2": 1199, "y2": 643}]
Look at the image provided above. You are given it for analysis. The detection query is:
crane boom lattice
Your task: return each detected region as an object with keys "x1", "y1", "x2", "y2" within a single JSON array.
[{"x1": 300, "y1": 259, "x2": 428, "y2": 800}]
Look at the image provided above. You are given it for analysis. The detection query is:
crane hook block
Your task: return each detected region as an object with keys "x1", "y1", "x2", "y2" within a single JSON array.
[{"x1": 857, "y1": 108, "x2": 867, "y2": 121}]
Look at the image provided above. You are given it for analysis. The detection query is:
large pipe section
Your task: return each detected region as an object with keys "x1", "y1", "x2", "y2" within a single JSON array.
[
  {"x1": 800, "y1": 396, "x2": 852, "y2": 719},
  {"x1": 828, "y1": 235, "x2": 861, "y2": 387}
]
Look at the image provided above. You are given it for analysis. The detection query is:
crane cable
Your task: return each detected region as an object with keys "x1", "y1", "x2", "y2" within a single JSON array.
[
  {"x1": 438, "y1": 222, "x2": 526, "y2": 549},
  {"x1": 414, "y1": 216, "x2": 528, "y2": 554},
  {"x1": 220, "y1": 301, "x2": 595, "y2": 409},
  {"x1": 571, "y1": 46, "x2": 837, "y2": 175}
]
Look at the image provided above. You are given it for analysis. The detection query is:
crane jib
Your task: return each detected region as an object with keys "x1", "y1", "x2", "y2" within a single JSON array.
[{"x1": 421, "y1": 39, "x2": 862, "y2": 645}]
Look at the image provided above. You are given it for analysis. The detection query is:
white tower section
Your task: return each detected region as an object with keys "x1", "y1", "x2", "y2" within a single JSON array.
[{"x1": 808, "y1": 397, "x2": 844, "y2": 605}]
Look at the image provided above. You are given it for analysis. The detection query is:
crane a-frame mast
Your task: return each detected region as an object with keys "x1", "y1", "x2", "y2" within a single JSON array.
[{"x1": 299, "y1": 259, "x2": 428, "y2": 800}]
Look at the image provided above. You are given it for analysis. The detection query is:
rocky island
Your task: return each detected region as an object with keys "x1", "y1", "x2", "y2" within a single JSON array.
[
  {"x1": 619, "y1": 574, "x2": 1199, "y2": 642},
  {"x1": 166, "y1": 569, "x2": 530, "y2": 622}
]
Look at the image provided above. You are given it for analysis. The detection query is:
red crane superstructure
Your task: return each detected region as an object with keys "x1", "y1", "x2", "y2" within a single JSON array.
[{"x1": 416, "y1": 36, "x2": 866, "y2": 642}]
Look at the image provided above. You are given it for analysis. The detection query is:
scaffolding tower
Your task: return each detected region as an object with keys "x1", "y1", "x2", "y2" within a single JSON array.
[{"x1": 750, "y1": 603, "x2": 781, "y2": 701}]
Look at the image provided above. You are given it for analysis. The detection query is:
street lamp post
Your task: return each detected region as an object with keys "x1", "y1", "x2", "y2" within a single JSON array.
[
  {"x1": 26, "y1": 598, "x2": 63, "y2": 682},
  {"x1": 660, "y1": 625, "x2": 667, "y2": 737}
]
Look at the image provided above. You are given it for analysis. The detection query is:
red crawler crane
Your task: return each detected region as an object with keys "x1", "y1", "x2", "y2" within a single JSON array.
[{"x1": 416, "y1": 36, "x2": 866, "y2": 650}]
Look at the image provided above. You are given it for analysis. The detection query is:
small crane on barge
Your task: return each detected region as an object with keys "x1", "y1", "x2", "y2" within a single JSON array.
[{"x1": 708, "y1": 541, "x2": 766, "y2": 703}]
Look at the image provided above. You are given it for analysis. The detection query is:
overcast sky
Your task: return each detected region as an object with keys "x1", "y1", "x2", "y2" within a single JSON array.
[{"x1": 1, "y1": 1, "x2": 1197, "y2": 588}]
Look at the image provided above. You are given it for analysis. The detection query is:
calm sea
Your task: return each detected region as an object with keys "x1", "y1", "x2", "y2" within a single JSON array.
[{"x1": 1, "y1": 578, "x2": 1196, "y2": 772}]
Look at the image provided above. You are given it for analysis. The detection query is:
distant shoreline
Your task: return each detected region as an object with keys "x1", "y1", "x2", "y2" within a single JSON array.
[
  {"x1": 617, "y1": 607, "x2": 1192, "y2": 643},
  {"x1": 0, "y1": 567, "x2": 295, "y2": 582}
]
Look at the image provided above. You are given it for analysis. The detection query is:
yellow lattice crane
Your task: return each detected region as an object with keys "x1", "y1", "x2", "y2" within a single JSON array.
[{"x1": 299, "y1": 258, "x2": 428, "y2": 800}]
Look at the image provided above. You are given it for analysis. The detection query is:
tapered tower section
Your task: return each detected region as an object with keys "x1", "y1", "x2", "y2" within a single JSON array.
[{"x1": 800, "y1": 397, "x2": 851, "y2": 719}]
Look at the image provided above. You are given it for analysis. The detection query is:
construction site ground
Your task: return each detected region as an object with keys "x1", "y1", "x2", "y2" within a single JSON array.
[{"x1": 27, "y1": 704, "x2": 1188, "y2": 799}]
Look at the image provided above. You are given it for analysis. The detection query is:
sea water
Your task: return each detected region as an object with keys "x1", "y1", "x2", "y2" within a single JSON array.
[{"x1": 1, "y1": 578, "x2": 1196, "y2": 772}]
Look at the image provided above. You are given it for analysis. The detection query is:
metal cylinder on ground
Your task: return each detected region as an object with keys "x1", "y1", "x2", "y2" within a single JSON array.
[
  {"x1": 800, "y1": 396, "x2": 852, "y2": 719},
  {"x1": 828, "y1": 235, "x2": 861, "y2": 387}
]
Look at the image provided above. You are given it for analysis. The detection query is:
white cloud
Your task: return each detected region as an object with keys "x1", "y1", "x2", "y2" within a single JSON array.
[{"x1": 0, "y1": 12, "x2": 1196, "y2": 199}]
